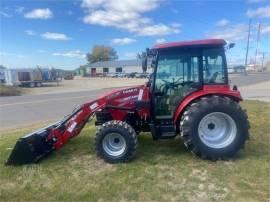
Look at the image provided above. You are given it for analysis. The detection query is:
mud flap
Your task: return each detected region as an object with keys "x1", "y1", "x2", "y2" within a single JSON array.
[{"x1": 6, "y1": 126, "x2": 55, "y2": 165}]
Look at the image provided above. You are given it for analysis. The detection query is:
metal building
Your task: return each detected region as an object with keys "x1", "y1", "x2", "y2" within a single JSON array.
[{"x1": 83, "y1": 59, "x2": 143, "y2": 76}]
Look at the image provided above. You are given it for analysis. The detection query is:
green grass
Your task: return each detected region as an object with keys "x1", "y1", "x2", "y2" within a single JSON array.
[
  {"x1": 0, "y1": 85, "x2": 23, "y2": 96},
  {"x1": 0, "y1": 100, "x2": 269, "y2": 202}
]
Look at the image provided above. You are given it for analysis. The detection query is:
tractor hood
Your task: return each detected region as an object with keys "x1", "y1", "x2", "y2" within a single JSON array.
[
  {"x1": 100, "y1": 85, "x2": 146, "y2": 108},
  {"x1": 96, "y1": 84, "x2": 149, "y2": 121}
]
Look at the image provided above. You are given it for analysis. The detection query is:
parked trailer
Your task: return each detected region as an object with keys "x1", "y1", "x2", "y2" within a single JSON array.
[
  {"x1": 4, "y1": 69, "x2": 19, "y2": 86},
  {"x1": 0, "y1": 68, "x2": 5, "y2": 83},
  {"x1": 4, "y1": 68, "x2": 60, "y2": 87}
]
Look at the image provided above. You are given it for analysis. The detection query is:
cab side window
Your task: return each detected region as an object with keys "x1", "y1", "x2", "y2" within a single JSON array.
[{"x1": 203, "y1": 49, "x2": 226, "y2": 84}]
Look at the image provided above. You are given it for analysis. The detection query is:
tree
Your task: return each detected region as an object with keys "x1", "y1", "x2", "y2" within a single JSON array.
[{"x1": 86, "y1": 45, "x2": 118, "y2": 64}]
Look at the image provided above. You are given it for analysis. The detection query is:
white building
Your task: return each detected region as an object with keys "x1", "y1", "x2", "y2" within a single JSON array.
[{"x1": 83, "y1": 59, "x2": 145, "y2": 76}]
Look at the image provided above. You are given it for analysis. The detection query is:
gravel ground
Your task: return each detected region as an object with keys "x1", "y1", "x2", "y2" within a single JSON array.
[
  {"x1": 23, "y1": 72, "x2": 270, "y2": 95},
  {"x1": 24, "y1": 77, "x2": 147, "y2": 95}
]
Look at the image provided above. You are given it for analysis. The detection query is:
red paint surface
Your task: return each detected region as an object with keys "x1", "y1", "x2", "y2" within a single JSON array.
[
  {"x1": 49, "y1": 84, "x2": 242, "y2": 150},
  {"x1": 50, "y1": 85, "x2": 151, "y2": 150},
  {"x1": 153, "y1": 39, "x2": 226, "y2": 50},
  {"x1": 173, "y1": 85, "x2": 242, "y2": 123}
]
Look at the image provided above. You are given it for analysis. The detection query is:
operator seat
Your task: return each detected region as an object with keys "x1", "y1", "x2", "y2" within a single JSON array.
[
  {"x1": 209, "y1": 72, "x2": 219, "y2": 83},
  {"x1": 168, "y1": 84, "x2": 200, "y2": 113}
]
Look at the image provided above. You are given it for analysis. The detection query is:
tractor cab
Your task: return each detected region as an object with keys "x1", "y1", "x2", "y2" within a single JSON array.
[
  {"x1": 143, "y1": 39, "x2": 230, "y2": 119},
  {"x1": 141, "y1": 39, "x2": 236, "y2": 139}
]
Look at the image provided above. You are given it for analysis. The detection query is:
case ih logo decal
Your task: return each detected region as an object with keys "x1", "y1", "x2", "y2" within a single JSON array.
[
  {"x1": 122, "y1": 88, "x2": 138, "y2": 94},
  {"x1": 122, "y1": 95, "x2": 139, "y2": 101}
]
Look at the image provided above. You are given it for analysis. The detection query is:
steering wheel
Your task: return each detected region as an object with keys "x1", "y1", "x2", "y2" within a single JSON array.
[{"x1": 160, "y1": 78, "x2": 183, "y2": 94}]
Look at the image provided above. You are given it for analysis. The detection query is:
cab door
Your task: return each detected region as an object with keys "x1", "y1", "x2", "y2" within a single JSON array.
[{"x1": 153, "y1": 49, "x2": 201, "y2": 120}]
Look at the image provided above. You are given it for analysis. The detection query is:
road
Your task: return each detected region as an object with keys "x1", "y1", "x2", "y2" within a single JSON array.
[
  {"x1": 0, "y1": 88, "x2": 114, "y2": 130},
  {"x1": 230, "y1": 71, "x2": 270, "y2": 87},
  {"x1": 1, "y1": 72, "x2": 270, "y2": 130}
]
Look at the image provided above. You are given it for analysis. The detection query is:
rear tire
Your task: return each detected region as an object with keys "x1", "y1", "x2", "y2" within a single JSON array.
[
  {"x1": 95, "y1": 120, "x2": 137, "y2": 163},
  {"x1": 180, "y1": 96, "x2": 249, "y2": 160}
]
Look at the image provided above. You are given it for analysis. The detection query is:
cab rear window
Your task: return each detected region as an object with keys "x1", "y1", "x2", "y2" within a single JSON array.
[{"x1": 202, "y1": 48, "x2": 226, "y2": 84}]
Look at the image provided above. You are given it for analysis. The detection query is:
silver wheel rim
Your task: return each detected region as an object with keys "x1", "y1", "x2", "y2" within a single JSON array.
[
  {"x1": 102, "y1": 133, "x2": 126, "y2": 157},
  {"x1": 198, "y1": 112, "x2": 237, "y2": 149}
]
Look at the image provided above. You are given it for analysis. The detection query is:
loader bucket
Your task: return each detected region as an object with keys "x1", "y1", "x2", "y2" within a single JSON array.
[{"x1": 6, "y1": 124, "x2": 57, "y2": 165}]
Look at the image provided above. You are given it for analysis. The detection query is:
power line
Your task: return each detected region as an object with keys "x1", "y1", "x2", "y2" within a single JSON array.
[
  {"x1": 261, "y1": 52, "x2": 265, "y2": 69},
  {"x1": 244, "y1": 19, "x2": 251, "y2": 74},
  {"x1": 254, "y1": 23, "x2": 261, "y2": 69}
]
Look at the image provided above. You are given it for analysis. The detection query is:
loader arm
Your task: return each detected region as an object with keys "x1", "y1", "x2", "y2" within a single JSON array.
[
  {"x1": 51, "y1": 99, "x2": 106, "y2": 150},
  {"x1": 6, "y1": 97, "x2": 107, "y2": 165}
]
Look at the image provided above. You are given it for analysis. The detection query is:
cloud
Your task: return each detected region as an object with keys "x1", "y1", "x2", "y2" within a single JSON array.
[
  {"x1": 247, "y1": 6, "x2": 270, "y2": 18},
  {"x1": 25, "y1": 30, "x2": 36, "y2": 36},
  {"x1": 41, "y1": 32, "x2": 71, "y2": 40},
  {"x1": 82, "y1": 0, "x2": 159, "y2": 12},
  {"x1": 247, "y1": 0, "x2": 266, "y2": 3},
  {"x1": 0, "y1": 52, "x2": 24, "y2": 58},
  {"x1": 112, "y1": 37, "x2": 136, "y2": 45},
  {"x1": 81, "y1": 0, "x2": 180, "y2": 36},
  {"x1": 52, "y1": 50, "x2": 85, "y2": 59},
  {"x1": 24, "y1": 8, "x2": 53, "y2": 19},
  {"x1": 216, "y1": 19, "x2": 230, "y2": 27},
  {"x1": 261, "y1": 25, "x2": 270, "y2": 35},
  {"x1": 137, "y1": 24, "x2": 179, "y2": 36},
  {"x1": 155, "y1": 38, "x2": 166, "y2": 44},
  {"x1": 207, "y1": 24, "x2": 248, "y2": 42},
  {"x1": 0, "y1": 11, "x2": 11, "y2": 18}
]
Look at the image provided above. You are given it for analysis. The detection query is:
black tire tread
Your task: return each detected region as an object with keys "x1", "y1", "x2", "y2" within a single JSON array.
[
  {"x1": 180, "y1": 95, "x2": 250, "y2": 160},
  {"x1": 95, "y1": 120, "x2": 137, "y2": 163}
]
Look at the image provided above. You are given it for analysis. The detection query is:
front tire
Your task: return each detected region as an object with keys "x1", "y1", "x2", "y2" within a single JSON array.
[
  {"x1": 95, "y1": 120, "x2": 137, "y2": 163},
  {"x1": 180, "y1": 96, "x2": 249, "y2": 160}
]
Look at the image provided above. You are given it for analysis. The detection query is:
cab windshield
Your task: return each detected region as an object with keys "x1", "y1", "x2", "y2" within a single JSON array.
[{"x1": 153, "y1": 47, "x2": 226, "y2": 118}]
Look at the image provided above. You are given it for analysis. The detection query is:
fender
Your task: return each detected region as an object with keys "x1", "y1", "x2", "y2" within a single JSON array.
[{"x1": 173, "y1": 85, "x2": 242, "y2": 124}]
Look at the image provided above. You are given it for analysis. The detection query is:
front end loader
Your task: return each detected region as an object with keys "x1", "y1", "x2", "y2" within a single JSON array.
[{"x1": 6, "y1": 39, "x2": 250, "y2": 165}]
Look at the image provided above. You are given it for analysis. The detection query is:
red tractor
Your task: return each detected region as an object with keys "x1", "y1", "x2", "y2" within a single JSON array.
[{"x1": 7, "y1": 39, "x2": 249, "y2": 165}]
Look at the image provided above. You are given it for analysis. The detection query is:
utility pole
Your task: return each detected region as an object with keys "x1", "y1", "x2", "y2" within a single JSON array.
[
  {"x1": 254, "y1": 23, "x2": 261, "y2": 70},
  {"x1": 244, "y1": 19, "x2": 251, "y2": 74},
  {"x1": 261, "y1": 52, "x2": 265, "y2": 70}
]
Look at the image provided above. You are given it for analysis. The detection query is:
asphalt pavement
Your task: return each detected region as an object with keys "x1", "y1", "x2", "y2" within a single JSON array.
[
  {"x1": 230, "y1": 71, "x2": 270, "y2": 87},
  {"x1": 0, "y1": 88, "x2": 113, "y2": 130},
  {"x1": 1, "y1": 72, "x2": 270, "y2": 130}
]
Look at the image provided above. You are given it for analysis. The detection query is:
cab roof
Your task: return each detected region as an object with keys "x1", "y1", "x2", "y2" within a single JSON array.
[{"x1": 153, "y1": 39, "x2": 226, "y2": 50}]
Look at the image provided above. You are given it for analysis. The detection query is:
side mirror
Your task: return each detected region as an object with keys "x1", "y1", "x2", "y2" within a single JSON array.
[
  {"x1": 142, "y1": 58, "x2": 147, "y2": 73},
  {"x1": 229, "y1": 43, "x2": 235, "y2": 49},
  {"x1": 225, "y1": 42, "x2": 235, "y2": 50}
]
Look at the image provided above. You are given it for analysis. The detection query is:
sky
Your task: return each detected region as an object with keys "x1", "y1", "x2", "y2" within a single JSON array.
[{"x1": 0, "y1": 0, "x2": 269, "y2": 70}]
